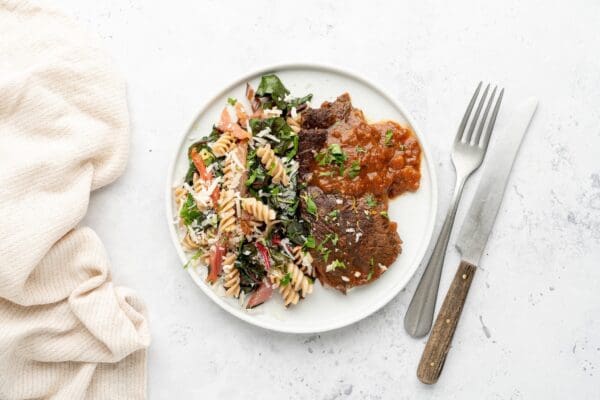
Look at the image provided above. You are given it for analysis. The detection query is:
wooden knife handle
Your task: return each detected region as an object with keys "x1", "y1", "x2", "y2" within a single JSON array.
[{"x1": 417, "y1": 260, "x2": 477, "y2": 384}]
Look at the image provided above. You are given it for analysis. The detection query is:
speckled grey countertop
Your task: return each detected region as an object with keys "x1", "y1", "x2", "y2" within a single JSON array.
[{"x1": 57, "y1": 0, "x2": 600, "y2": 398}]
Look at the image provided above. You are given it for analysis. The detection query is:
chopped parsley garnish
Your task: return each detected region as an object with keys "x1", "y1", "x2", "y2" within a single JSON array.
[
  {"x1": 320, "y1": 233, "x2": 339, "y2": 248},
  {"x1": 180, "y1": 193, "x2": 202, "y2": 225},
  {"x1": 348, "y1": 160, "x2": 361, "y2": 179},
  {"x1": 356, "y1": 145, "x2": 366, "y2": 154},
  {"x1": 329, "y1": 143, "x2": 344, "y2": 157},
  {"x1": 385, "y1": 129, "x2": 394, "y2": 146},
  {"x1": 303, "y1": 235, "x2": 316, "y2": 249},
  {"x1": 315, "y1": 143, "x2": 348, "y2": 174},
  {"x1": 318, "y1": 245, "x2": 329, "y2": 255},
  {"x1": 328, "y1": 210, "x2": 340, "y2": 220},
  {"x1": 331, "y1": 233, "x2": 339, "y2": 246},
  {"x1": 370, "y1": 256, "x2": 375, "y2": 267},
  {"x1": 399, "y1": 144, "x2": 406, "y2": 151},
  {"x1": 280, "y1": 272, "x2": 292, "y2": 286},
  {"x1": 330, "y1": 259, "x2": 346, "y2": 270},
  {"x1": 319, "y1": 171, "x2": 333, "y2": 177},
  {"x1": 227, "y1": 97, "x2": 237, "y2": 106},
  {"x1": 365, "y1": 194, "x2": 377, "y2": 208},
  {"x1": 322, "y1": 250, "x2": 331, "y2": 263},
  {"x1": 380, "y1": 211, "x2": 389, "y2": 219},
  {"x1": 367, "y1": 268, "x2": 374, "y2": 281},
  {"x1": 303, "y1": 194, "x2": 318, "y2": 216}
]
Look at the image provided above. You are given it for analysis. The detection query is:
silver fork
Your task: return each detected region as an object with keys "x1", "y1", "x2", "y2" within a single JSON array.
[{"x1": 404, "y1": 83, "x2": 504, "y2": 338}]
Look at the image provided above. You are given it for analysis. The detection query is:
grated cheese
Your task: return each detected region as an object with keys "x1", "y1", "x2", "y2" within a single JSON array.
[
  {"x1": 230, "y1": 151, "x2": 244, "y2": 170},
  {"x1": 355, "y1": 232, "x2": 363, "y2": 243},
  {"x1": 263, "y1": 107, "x2": 283, "y2": 118},
  {"x1": 261, "y1": 133, "x2": 281, "y2": 143}
]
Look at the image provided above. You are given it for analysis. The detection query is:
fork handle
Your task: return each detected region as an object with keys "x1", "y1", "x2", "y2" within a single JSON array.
[
  {"x1": 417, "y1": 260, "x2": 477, "y2": 384},
  {"x1": 404, "y1": 176, "x2": 466, "y2": 338}
]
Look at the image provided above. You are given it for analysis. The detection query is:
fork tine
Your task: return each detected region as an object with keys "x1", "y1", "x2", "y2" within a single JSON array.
[
  {"x1": 472, "y1": 86, "x2": 497, "y2": 145},
  {"x1": 455, "y1": 82, "x2": 482, "y2": 143},
  {"x1": 479, "y1": 88, "x2": 504, "y2": 149},
  {"x1": 463, "y1": 83, "x2": 490, "y2": 143}
]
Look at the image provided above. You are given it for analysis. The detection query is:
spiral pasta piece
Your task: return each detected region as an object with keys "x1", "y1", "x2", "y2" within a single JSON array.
[
  {"x1": 200, "y1": 252, "x2": 211, "y2": 266},
  {"x1": 182, "y1": 232, "x2": 199, "y2": 250},
  {"x1": 192, "y1": 172, "x2": 202, "y2": 192},
  {"x1": 286, "y1": 116, "x2": 301, "y2": 133},
  {"x1": 256, "y1": 144, "x2": 289, "y2": 186},
  {"x1": 174, "y1": 186, "x2": 188, "y2": 208},
  {"x1": 222, "y1": 156, "x2": 236, "y2": 191},
  {"x1": 287, "y1": 262, "x2": 313, "y2": 298},
  {"x1": 293, "y1": 246, "x2": 314, "y2": 277},
  {"x1": 240, "y1": 197, "x2": 276, "y2": 223},
  {"x1": 269, "y1": 269, "x2": 300, "y2": 307},
  {"x1": 211, "y1": 131, "x2": 236, "y2": 157},
  {"x1": 222, "y1": 150, "x2": 244, "y2": 191},
  {"x1": 222, "y1": 253, "x2": 241, "y2": 298},
  {"x1": 218, "y1": 190, "x2": 237, "y2": 233}
]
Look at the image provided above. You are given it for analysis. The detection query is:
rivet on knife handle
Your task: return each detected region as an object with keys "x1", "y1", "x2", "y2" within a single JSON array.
[{"x1": 417, "y1": 260, "x2": 477, "y2": 384}]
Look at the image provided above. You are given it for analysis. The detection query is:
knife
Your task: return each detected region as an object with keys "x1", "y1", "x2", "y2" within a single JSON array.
[{"x1": 416, "y1": 98, "x2": 538, "y2": 384}]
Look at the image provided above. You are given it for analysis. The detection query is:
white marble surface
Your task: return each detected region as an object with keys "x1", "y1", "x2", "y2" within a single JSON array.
[{"x1": 55, "y1": 0, "x2": 600, "y2": 398}]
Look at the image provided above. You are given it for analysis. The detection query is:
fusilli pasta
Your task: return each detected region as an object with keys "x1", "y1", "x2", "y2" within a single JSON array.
[
  {"x1": 222, "y1": 253, "x2": 241, "y2": 298},
  {"x1": 222, "y1": 150, "x2": 244, "y2": 191},
  {"x1": 218, "y1": 190, "x2": 237, "y2": 233},
  {"x1": 174, "y1": 186, "x2": 188, "y2": 208},
  {"x1": 256, "y1": 144, "x2": 290, "y2": 186},
  {"x1": 270, "y1": 269, "x2": 300, "y2": 307},
  {"x1": 240, "y1": 197, "x2": 276, "y2": 223},
  {"x1": 287, "y1": 262, "x2": 313, "y2": 298},
  {"x1": 211, "y1": 131, "x2": 236, "y2": 157},
  {"x1": 286, "y1": 116, "x2": 301, "y2": 133},
  {"x1": 293, "y1": 246, "x2": 314, "y2": 277},
  {"x1": 182, "y1": 232, "x2": 199, "y2": 250}
]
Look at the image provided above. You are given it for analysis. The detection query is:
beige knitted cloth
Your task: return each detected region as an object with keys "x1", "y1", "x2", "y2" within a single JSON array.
[{"x1": 0, "y1": 1, "x2": 150, "y2": 399}]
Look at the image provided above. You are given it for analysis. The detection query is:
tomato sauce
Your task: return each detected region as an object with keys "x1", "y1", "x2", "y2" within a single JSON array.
[{"x1": 309, "y1": 108, "x2": 421, "y2": 199}]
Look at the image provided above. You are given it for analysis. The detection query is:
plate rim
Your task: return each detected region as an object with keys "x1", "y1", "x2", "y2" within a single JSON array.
[{"x1": 165, "y1": 62, "x2": 438, "y2": 334}]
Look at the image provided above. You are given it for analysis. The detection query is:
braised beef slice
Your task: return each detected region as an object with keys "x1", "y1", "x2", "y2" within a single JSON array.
[
  {"x1": 301, "y1": 93, "x2": 352, "y2": 129},
  {"x1": 298, "y1": 128, "x2": 327, "y2": 178},
  {"x1": 297, "y1": 94, "x2": 353, "y2": 179},
  {"x1": 300, "y1": 186, "x2": 401, "y2": 293}
]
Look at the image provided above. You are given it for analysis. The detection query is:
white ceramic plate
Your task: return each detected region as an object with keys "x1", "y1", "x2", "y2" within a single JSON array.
[{"x1": 166, "y1": 64, "x2": 438, "y2": 334}]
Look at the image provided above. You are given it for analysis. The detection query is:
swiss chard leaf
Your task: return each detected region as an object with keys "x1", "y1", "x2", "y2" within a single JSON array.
[
  {"x1": 180, "y1": 193, "x2": 203, "y2": 226},
  {"x1": 256, "y1": 74, "x2": 290, "y2": 100},
  {"x1": 284, "y1": 220, "x2": 309, "y2": 246},
  {"x1": 287, "y1": 93, "x2": 313, "y2": 109}
]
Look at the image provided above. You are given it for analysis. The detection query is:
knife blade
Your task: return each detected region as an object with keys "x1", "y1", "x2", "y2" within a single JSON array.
[{"x1": 455, "y1": 97, "x2": 538, "y2": 264}]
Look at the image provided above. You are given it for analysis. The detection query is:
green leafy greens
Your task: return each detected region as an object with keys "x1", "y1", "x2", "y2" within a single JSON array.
[
  {"x1": 348, "y1": 160, "x2": 361, "y2": 179},
  {"x1": 180, "y1": 194, "x2": 203, "y2": 226},
  {"x1": 303, "y1": 193, "x2": 318, "y2": 216},
  {"x1": 365, "y1": 194, "x2": 377, "y2": 208},
  {"x1": 315, "y1": 143, "x2": 348, "y2": 176},
  {"x1": 385, "y1": 129, "x2": 394, "y2": 146},
  {"x1": 255, "y1": 74, "x2": 312, "y2": 112}
]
